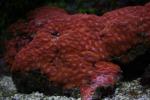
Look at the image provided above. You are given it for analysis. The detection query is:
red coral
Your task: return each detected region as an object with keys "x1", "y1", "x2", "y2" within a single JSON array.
[{"x1": 5, "y1": 3, "x2": 150, "y2": 100}]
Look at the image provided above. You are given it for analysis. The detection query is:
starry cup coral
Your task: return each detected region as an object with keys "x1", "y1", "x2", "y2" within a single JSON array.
[{"x1": 4, "y1": 2, "x2": 150, "y2": 100}]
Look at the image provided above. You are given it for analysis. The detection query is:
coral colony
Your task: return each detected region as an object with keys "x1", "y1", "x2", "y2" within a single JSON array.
[{"x1": 4, "y1": 2, "x2": 150, "y2": 100}]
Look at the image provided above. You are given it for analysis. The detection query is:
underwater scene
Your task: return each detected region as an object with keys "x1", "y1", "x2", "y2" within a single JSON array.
[{"x1": 0, "y1": 0, "x2": 150, "y2": 100}]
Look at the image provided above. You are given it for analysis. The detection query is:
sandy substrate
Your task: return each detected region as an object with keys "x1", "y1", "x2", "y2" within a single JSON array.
[{"x1": 0, "y1": 76, "x2": 150, "y2": 100}]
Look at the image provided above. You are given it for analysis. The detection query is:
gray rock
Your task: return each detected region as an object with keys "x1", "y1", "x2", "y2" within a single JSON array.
[{"x1": 0, "y1": 76, "x2": 17, "y2": 97}]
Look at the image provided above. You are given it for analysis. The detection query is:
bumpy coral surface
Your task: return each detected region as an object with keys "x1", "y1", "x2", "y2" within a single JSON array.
[{"x1": 5, "y1": 3, "x2": 150, "y2": 100}]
